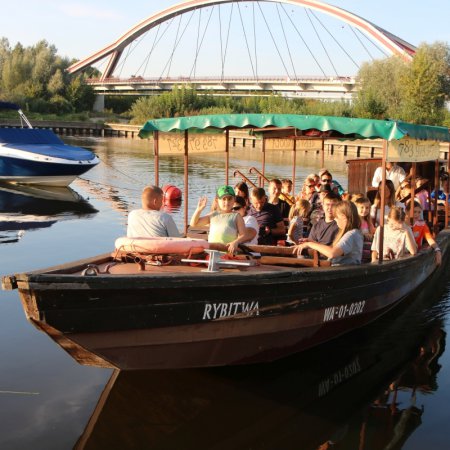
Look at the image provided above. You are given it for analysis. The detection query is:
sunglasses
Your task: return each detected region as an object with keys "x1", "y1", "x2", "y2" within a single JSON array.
[
  {"x1": 232, "y1": 206, "x2": 242, "y2": 211},
  {"x1": 307, "y1": 184, "x2": 315, "y2": 188},
  {"x1": 321, "y1": 178, "x2": 332, "y2": 183}
]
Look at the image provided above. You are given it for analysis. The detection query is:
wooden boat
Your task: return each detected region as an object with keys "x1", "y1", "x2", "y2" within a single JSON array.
[
  {"x1": 2, "y1": 114, "x2": 450, "y2": 370},
  {"x1": 73, "y1": 274, "x2": 448, "y2": 449}
]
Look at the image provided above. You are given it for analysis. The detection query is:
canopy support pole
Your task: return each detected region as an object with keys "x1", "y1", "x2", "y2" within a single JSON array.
[
  {"x1": 292, "y1": 139, "x2": 297, "y2": 194},
  {"x1": 321, "y1": 140, "x2": 325, "y2": 168},
  {"x1": 184, "y1": 130, "x2": 189, "y2": 236},
  {"x1": 377, "y1": 141, "x2": 387, "y2": 264},
  {"x1": 153, "y1": 131, "x2": 159, "y2": 186},
  {"x1": 225, "y1": 129, "x2": 229, "y2": 185},
  {"x1": 446, "y1": 144, "x2": 450, "y2": 228},
  {"x1": 409, "y1": 163, "x2": 416, "y2": 224},
  {"x1": 433, "y1": 159, "x2": 439, "y2": 234},
  {"x1": 261, "y1": 137, "x2": 266, "y2": 188}
]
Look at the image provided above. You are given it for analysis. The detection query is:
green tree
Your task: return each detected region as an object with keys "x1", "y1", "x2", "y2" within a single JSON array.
[
  {"x1": 353, "y1": 56, "x2": 408, "y2": 119},
  {"x1": 400, "y1": 42, "x2": 450, "y2": 124}
]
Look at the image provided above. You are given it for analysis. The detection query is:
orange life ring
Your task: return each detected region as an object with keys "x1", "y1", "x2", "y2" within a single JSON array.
[{"x1": 115, "y1": 236, "x2": 209, "y2": 254}]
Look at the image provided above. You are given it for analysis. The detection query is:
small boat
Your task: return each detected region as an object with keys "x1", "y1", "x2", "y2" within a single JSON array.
[
  {"x1": 0, "y1": 101, "x2": 99, "y2": 186},
  {"x1": 2, "y1": 114, "x2": 450, "y2": 370}
]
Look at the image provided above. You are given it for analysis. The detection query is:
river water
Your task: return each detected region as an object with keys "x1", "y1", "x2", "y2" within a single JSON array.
[{"x1": 0, "y1": 136, "x2": 449, "y2": 450}]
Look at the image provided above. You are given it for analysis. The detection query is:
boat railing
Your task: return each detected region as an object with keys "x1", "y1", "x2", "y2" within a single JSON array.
[
  {"x1": 249, "y1": 167, "x2": 270, "y2": 187},
  {"x1": 233, "y1": 170, "x2": 257, "y2": 188}
]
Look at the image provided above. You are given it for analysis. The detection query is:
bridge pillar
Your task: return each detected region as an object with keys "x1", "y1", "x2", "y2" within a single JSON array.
[{"x1": 93, "y1": 94, "x2": 105, "y2": 112}]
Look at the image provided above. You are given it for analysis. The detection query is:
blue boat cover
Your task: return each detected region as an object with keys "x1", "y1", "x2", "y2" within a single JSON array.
[
  {"x1": 0, "y1": 128, "x2": 96, "y2": 161},
  {"x1": 0, "y1": 128, "x2": 64, "y2": 145}
]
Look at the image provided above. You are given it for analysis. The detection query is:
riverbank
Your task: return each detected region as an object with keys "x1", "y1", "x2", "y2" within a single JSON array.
[{"x1": 1, "y1": 119, "x2": 449, "y2": 160}]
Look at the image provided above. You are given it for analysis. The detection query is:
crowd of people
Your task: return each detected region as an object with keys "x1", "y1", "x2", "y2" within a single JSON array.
[{"x1": 126, "y1": 165, "x2": 443, "y2": 266}]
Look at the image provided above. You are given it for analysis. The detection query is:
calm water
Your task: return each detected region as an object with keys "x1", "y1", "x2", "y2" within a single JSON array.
[{"x1": 0, "y1": 137, "x2": 449, "y2": 450}]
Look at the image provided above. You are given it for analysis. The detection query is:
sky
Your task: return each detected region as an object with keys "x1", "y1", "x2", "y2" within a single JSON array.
[{"x1": 2, "y1": 0, "x2": 450, "y2": 77}]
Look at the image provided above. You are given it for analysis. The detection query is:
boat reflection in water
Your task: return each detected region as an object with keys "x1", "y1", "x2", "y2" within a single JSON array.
[
  {"x1": 74, "y1": 276, "x2": 448, "y2": 450},
  {"x1": 0, "y1": 182, "x2": 98, "y2": 244}
]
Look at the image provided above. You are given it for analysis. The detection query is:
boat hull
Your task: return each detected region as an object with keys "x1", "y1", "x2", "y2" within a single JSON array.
[
  {"x1": 0, "y1": 153, "x2": 99, "y2": 186},
  {"x1": 11, "y1": 230, "x2": 449, "y2": 370}
]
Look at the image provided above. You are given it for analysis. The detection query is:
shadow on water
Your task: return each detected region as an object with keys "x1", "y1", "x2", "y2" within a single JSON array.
[
  {"x1": 0, "y1": 182, "x2": 98, "y2": 244},
  {"x1": 73, "y1": 271, "x2": 450, "y2": 450}
]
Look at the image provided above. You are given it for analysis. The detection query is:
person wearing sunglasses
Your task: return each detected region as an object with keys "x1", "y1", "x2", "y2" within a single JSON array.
[
  {"x1": 320, "y1": 169, "x2": 345, "y2": 197},
  {"x1": 300, "y1": 177, "x2": 319, "y2": 202},
  {"x1": 232, "y1": 196, "x2": 259, "y2": 245}
]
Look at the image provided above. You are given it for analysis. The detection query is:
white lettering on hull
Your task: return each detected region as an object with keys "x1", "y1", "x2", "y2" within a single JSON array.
[
  {"x1": 202, "y1": 301, "x2": 260, "y2": 320},
  {"x1": 323, "y1": 300, "x2": 366, "y2": 323}
]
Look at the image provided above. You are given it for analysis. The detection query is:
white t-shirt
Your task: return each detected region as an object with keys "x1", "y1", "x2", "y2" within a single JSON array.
[
  {"x1": 371, "y1": 165, "x2": 406, "y2": 190},
  {"x1": 244, "y1": 215, "x2": 259, "y2": 245},
  {"x1": 127, "y1": 209, "x2": 181, "y2": 238}
]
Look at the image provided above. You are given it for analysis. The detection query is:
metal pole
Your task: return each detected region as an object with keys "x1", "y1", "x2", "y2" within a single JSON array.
[
  {"x1": 409, "y1": 162, "x2": 416, "y2": 224},
  {"x1": 261, "y1": 137, "x2": 266, "y2": 188},
  {"x1": 446, "y1": 143, "x2": 450, "y2": 228},
  {"x1": 292, "y1": 139, "x2": 297, "y2": 195},
  {"x1": 433, "y1": 159, "x2": 439, "y2": 234},
  {"x1": 225, "y1": 129, "x2": 229, "y2": 185},
  {"x1": 378, "y1": 141, "x2": 387, "y2": 264},
  {"x1": 184, "y1": 130, "x2": 189, "y2": 236},
  {"x1": 154, "y1": 130, "x2": 159, "y2": 186},
  {"x1": 321, "y1": 139, "x2": 325, "y2": 168}
]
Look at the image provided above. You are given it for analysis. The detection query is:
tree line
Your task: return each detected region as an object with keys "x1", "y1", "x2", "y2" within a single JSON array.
[
  {"x1": 0, "y1": 38, "x2": 95, "y2": 114},
  {"x1": 0, "y1": 37, "x2": 449, "y2": 127}
]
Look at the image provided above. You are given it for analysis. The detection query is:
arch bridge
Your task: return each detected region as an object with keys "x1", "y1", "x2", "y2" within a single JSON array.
[{"x1": 69, "y1": 0, "x2": 416, "y2": 100}]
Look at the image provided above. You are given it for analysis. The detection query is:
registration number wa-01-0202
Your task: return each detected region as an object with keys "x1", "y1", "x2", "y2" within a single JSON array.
[{"x1": 323, "y1": 301, "x2": 366, "y2": 322}]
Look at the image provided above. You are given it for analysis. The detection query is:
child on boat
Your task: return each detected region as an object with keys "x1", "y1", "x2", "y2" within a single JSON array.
[
  {"x1": 405, "y1": 201, "x2": 441, "y2": 265},
  {"x1": 354, "y1": 196, "x2": 375, "y2": 263},
  {"x1": 294, "y1": 200, "x2": 363, "y2": 265},
  {"x1": 190, "y1": 185, "x2": 251, "y2": 254},
  {"x1": 287, "y1": 199, "x2": 311, "y2": 244},
  {"x1": 371, "y1": 207, "x2": 417, "y2": 262}
]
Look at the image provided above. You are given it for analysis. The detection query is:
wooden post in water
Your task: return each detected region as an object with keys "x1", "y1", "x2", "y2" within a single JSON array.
[
  {"x1": 225, "y1": 129, "x2": 229, "y2": 185},
  {"x1": 377, "y1": 141, "x2": 387, "y2": 264},
  {"x1": 154, "y1": 131, "x2": 159, "y2": 186},
  {"x1": 184, "y1": 130, "x2": 189, "y2": 236}
]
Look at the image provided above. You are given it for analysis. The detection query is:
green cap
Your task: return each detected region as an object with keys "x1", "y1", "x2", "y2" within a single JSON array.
[{"x1": 217, "y1": 185, "x2": 235, "y2": 198}]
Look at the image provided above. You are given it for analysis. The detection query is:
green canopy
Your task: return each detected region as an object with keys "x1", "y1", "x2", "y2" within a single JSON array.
[{"x1": 139, "y1": 114, "x2": 450, "y2": 142}]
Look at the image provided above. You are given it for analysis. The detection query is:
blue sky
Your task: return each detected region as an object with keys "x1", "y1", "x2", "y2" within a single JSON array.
[{"x1": 2, "y1": 1, "x2": 449, "y2": 77}]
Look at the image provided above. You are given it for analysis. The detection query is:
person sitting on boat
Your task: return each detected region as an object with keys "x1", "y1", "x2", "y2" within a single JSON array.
[
  {"x1": 232, "y1": 196, "x2": 259, "y2": 245},
  {"x1": 371, "y1": 207, "x2": 417, "y2": 262},
  {"x1": 318, "y1": 169, "x2": 344, "y2": 197},
  {"x1": 370, "y1": 180, "x2": 404, "y2": 227},
  {"x1": 371, "y1": 161, "x2": 406, "y2": 190},
  {"x1": 287, "y1": 198, "x2": 311, "y2": 244},
  {"x1": 280, "y1": 178, "x2": 295, "y2": 206},
  {"x1": 234, "y1": 181, "x2": 250, "y2": 206},
  {"x1": 354, "y1": 196, "x2": 376, "y2": 263},
  {"x1": 268, "y1": 178, "x2": 290, "y2": 219},
  {"x1": 304, "y1": 192, "x2": 340, "y2": 246},
  {"x1": 294, "y1": 201, "x2": 363, "y2": 266},
  {"x1": 405, "y1": 200, "x2": 441, "y2": 265},
  {"x1": 127, "y1": 185, "x2": 181, "y2": 238},
  {"x1": 300, "y1": 176, "x2": 319, "y2": 203},
  {"x1": 190, "y1": 185, "x2": 250, "y2": 254},
  {"x1": 248, "y1": 187, "x2": 286, "y2": 245}
]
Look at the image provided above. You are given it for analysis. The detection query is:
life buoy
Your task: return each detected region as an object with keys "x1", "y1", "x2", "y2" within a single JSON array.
[
  {"x1": 115, "y1": 236, "x2": 209, "y2": 254},
  {"x1": 162, "y1": 185, "x2": 182, "y2": 201}
]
